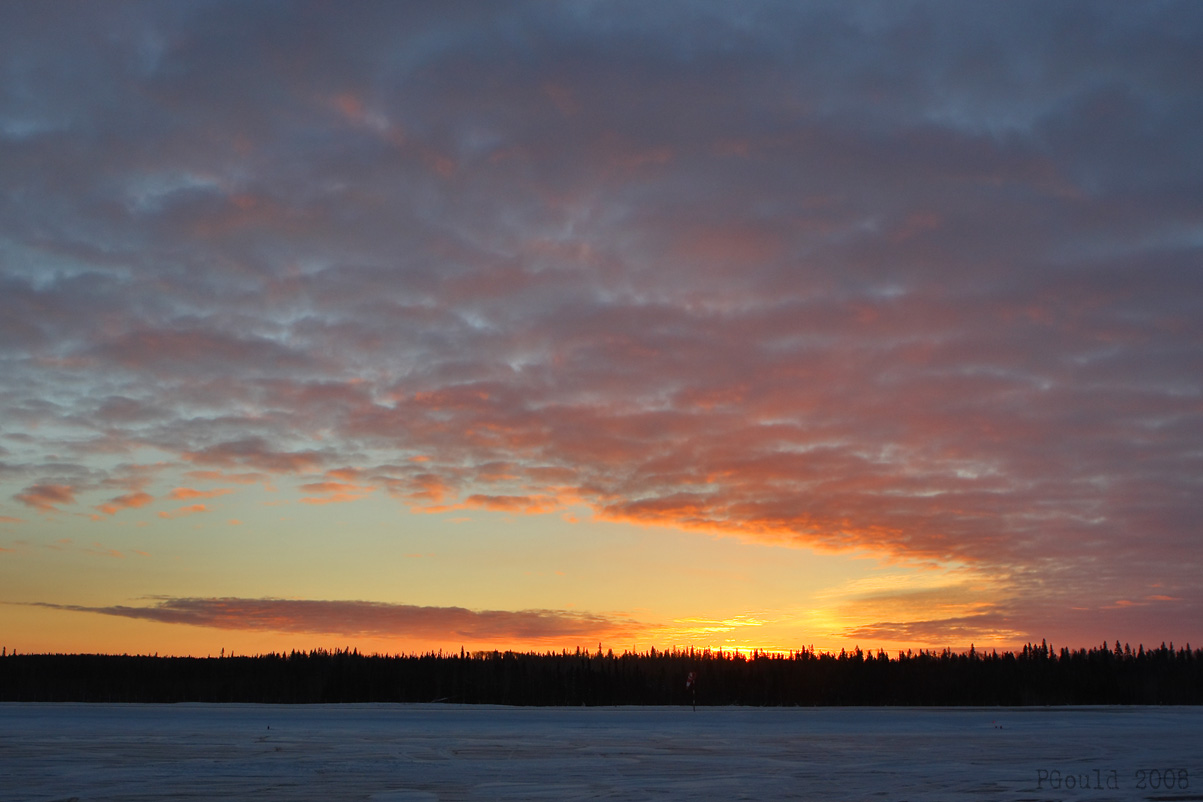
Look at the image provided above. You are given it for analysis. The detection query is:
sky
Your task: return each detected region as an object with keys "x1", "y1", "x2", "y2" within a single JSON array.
[{"x1": 2, "y1": 1, "x2": 1201, "y2": 658}]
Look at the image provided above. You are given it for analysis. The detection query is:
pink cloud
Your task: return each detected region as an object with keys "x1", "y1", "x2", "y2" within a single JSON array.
[
  {"x1": 14, "y1": 484, "x2": 76, "y2": 513},
  {"x1": 325, "y1": 467, "x2": 365, "y2": 482},
  {"x1": 183, "y1": 438, "x2": 326, "y2": 474},
  {"x1": 185, "y1": 470, "x2": 268, "y2": 485}
]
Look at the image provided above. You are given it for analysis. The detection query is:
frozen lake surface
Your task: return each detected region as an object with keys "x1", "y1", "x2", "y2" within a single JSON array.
[{"x1": 2, "y1": 703, "x2": 1200, "y2": 801}]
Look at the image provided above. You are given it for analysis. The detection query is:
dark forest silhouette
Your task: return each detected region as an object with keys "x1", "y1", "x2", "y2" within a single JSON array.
[{"x1": 2, "y1": 641, "x2": 1199, "y2": 705}]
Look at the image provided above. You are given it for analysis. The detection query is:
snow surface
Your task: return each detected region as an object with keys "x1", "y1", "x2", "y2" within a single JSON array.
[{"x1": 2, "y1": 704, "x2": 1200, "y2": 800}]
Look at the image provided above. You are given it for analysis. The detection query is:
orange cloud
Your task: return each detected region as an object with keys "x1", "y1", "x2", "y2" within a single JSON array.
[
  {"x1": 325, "y1": 467, "x2": 364, "y2": 482},
  {"x1": 841, "y1": 615, "x2": 1026, "y2": 649},
  {"x1": 298, "y1": 480, "x2": 375, "y2": 505},
  {"x1": 168, "y1": 487, "x2": 233, "y2": 500},
  {"x1": 158, "y1": 504, "x2": 207, "y2": 519},
  {"x1": 383, "y1": 472, "x2": 455, "y2": 508},
  {"x1": 463, "y1": 494, "x2": 560, "y2": 515},
  {"x1": 95, "y1": 491, "x2": 154, "y2": 517}
]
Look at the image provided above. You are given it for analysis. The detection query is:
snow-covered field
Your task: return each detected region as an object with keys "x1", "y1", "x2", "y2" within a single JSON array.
[{"x1": 2, "y1": 704, "x2": 1200, "y2": 801}]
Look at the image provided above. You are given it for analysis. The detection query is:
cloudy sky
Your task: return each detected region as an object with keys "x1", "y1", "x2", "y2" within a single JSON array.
[{"x1": 2, "y1": 1, "x2": 1201, "y2": 657}]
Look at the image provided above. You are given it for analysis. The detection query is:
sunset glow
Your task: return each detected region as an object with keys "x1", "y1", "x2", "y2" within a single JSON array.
[{"x1": 1, "y1": 2, "x2": 1200, "y2": 658}]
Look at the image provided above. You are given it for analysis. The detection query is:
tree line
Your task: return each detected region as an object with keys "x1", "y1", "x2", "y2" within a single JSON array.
[{"x1": 1, "y1": 641, "x2": 1199, "y2": 705}]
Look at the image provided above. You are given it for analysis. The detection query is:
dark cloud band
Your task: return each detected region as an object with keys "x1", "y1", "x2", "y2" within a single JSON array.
[{"x1": 27, "y1": 598, "x2": 638, "y2": 642}]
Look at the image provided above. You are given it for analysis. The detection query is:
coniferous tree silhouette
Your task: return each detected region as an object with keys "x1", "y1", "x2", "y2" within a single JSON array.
[{"x1": 2, "y1": 642, "x2": 1200, "y2": 705}]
